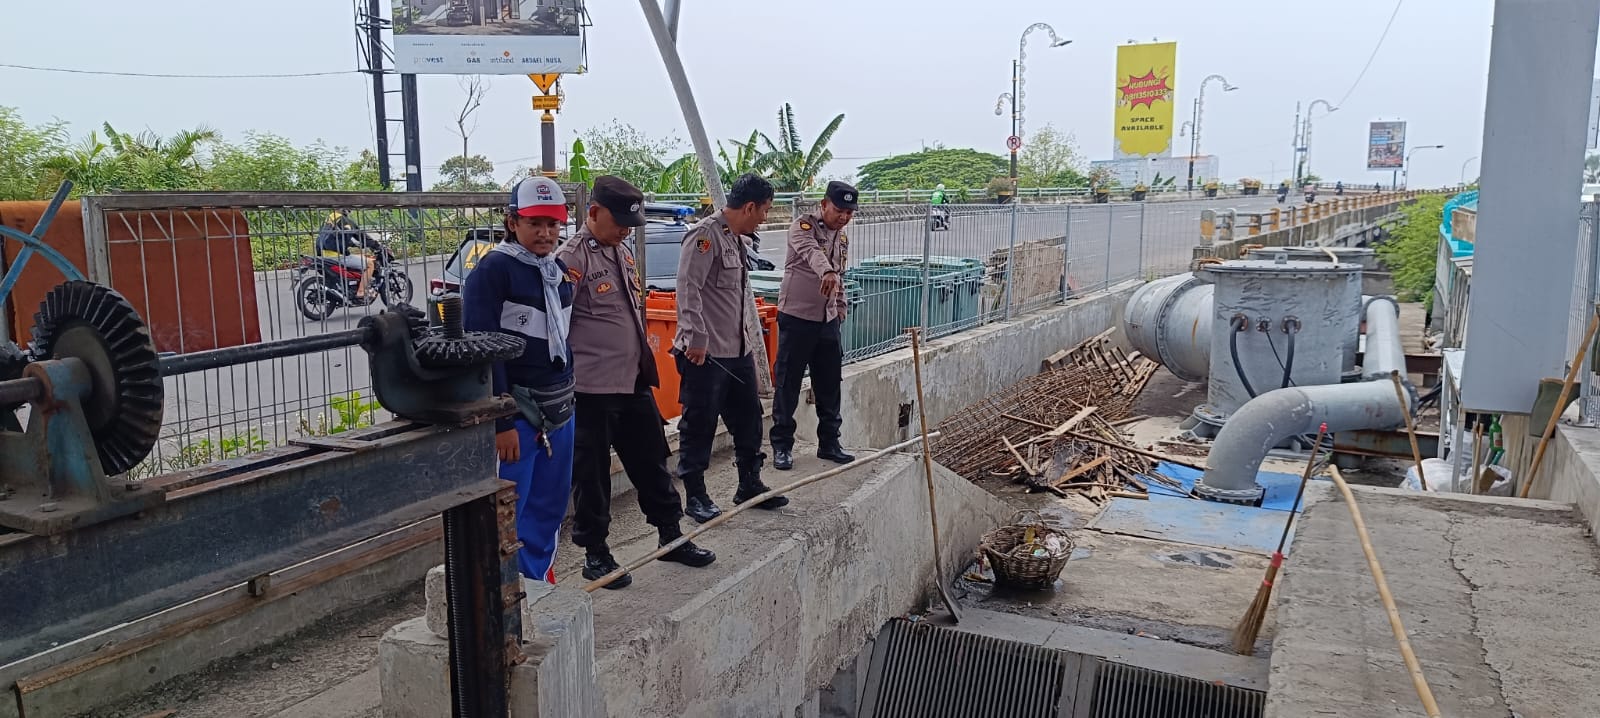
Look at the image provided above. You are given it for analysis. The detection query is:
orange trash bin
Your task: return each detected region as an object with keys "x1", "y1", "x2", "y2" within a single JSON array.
[{"x1": 642, "y1": 291, "x2": 778, "y2": 421}]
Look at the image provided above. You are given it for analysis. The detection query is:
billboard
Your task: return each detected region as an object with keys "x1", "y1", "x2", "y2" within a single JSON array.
[
  {"x1": 392, "y1": 0, "x2": 585, "y2": 75},
  {"x1": 1113, "y1": 42, "x2": 1178, "y2": 159},
  {"x1": 1367, "y1": 121, "x2": 1407, "y2": 170}
]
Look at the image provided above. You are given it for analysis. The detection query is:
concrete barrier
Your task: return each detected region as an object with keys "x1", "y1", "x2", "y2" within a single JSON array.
[{"x1": 381, "y1": 453, "x2": 1013, "y2": 716}]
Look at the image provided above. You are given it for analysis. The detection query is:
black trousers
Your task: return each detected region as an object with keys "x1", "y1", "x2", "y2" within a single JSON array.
[
  {"x1": 674, "y1": 351, "x2": 764, "y2": 493},
  {"x1": 770, "y1": 312, "x2": 844, "y2": 450},
  {"x1": 570, "y1": 383, "x2": 684, "y2": 550}
]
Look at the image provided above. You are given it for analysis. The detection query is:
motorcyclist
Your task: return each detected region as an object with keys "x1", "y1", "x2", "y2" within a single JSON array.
[
  {"x1": 1335, "y1": 181, "x2": 1344, "y2": 196},
  {"x1": 1276, "y1": 181, "x2": 1290, "y2": 202},
  {"x1": 317, "y1": 209, "x2": 377, "y2": 301},
  {"x1": 930, "y1": 183, "x2": 947, "y2": 205}
]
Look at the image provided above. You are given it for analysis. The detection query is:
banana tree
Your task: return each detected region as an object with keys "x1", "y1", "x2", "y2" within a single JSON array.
[{"x1": 754, "y1": 104, "x2": 844, "y2": 192}]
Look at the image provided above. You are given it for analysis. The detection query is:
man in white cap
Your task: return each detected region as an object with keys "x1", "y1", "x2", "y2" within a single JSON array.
[{"x1": 463, "y1": 177, "x2": 577, "y2": 583}]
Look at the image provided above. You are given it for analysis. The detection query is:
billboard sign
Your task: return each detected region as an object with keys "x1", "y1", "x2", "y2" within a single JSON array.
[
  {"x1": 1367, "y1": 121, "x2": 1407, "y2": 170},
  {"x1": 392, "y1": 0, "x2": 585, "y2": 75},
  {"x1": 1113, "y1": 42, "x2": 1178, "y2": 159}
]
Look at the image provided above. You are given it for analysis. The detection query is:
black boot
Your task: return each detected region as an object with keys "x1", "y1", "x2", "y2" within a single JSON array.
[
  {"x1": 580, "y1": 546, "x2": 631, "y2": 589},
  {"x1": 681, "y1": 474, "x2": 722, "y2": 524},
  {"x1": 732, "y1": 462, "x2": 789, "y2": 510},
  {"x1": 817, "y1": 441, "x2": 855, "y2": 464},
  {"x1": 656, "y1": 524, "x2": 716, "y2": 567},
  {"x1": 772, "y1": 447, "x2": 794, "y2": 471}
]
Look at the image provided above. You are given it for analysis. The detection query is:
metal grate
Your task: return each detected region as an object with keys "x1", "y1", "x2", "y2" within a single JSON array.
[{"x1": 858, "y1": 618, "x2": 1264, "y2": 718}]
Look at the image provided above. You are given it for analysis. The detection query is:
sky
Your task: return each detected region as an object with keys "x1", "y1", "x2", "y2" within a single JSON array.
[{"x1": 0, "y1": 0, "x2": 1561, "y2": 189}]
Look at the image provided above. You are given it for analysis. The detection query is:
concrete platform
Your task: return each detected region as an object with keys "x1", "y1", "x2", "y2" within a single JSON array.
[{"x1": 1267, "y1": 484, "x2": 1600, "y2": 717}]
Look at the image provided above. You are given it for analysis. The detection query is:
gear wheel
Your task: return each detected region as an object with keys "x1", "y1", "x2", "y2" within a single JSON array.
[
  {"x1": 412, "y1": 293, "x2": 525, "y2": 368},
  {"x1": 30, "y1": 281, "x2": 164, "y2": 476}
]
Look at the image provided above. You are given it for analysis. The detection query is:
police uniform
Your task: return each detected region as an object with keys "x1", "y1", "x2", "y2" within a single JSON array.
[
  {"x1": 770, "y1": 181, "x2": 860, "y2": 470},
  {"x1": 560, "y1": 176, "x2": 715, "y2": 587},
  {"x1": 674, "y1": 209, "x2": 786, "y2": 512}
]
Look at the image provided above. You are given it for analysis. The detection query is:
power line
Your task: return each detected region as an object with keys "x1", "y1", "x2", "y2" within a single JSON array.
[
  {"x1": 1335, "y1": 0, "x2": 1405, "y2": 107},
  {"x1": 0, "y1": 62, "x2": 358, "y2": 79}
]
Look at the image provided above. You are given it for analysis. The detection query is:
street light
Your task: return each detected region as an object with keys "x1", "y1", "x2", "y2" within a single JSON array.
[
  {"x1": 1187, "y1": 74, "x2": 1237, "y2": 193},
  {"x1": 1404, "y1": 144, "x2": 1445, "y2": 189},
  {"x1": 995, "y1": 23, "x2": 1070, "y2": 185},
  {"x1": 1299, "y1": 98, "x2": 1337, "y2": 183},
  {"x1": 1461, "y1": 155, "x2": 1480, "y2": 186}
]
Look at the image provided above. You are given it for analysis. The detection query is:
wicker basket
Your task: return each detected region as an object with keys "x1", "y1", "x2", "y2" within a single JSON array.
[{"x1": 980, "y1": 509, "x2": 1075, "y2": 589}]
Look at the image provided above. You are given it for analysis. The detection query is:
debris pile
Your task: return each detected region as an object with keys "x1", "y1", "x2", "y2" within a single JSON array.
[{"x1": 930, "y1": 329, "x2": 1180, "y2": 502}]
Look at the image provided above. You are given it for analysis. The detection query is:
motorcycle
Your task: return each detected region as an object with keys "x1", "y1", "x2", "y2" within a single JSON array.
[
  {"x1": 1304, "y1": 190, "x2": 1317, "y2": 204},
  {"x1": 930, "y1": 205, "x2": 951, "y2": 232},
  {"x1": 1276, "y1": 188, "x2": 1289, "y2": 204},
  {"x1": 293, "y1": 237, "x2": 414, "y2": 321}
]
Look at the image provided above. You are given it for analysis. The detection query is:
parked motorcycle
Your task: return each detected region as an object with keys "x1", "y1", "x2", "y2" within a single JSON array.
[
  {"x1": 930, "y1": 206, "x2": 951, "y2": 232},
  {"x1": 293, "y1": 237, "x2": 414, "y2": 321}
]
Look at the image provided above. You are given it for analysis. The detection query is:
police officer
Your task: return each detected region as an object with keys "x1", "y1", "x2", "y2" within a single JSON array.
[
  {"x1": 559, "y1": 176, "x2": 716, "y2": 588},
  {"x1": 770, "y1": 181, "x2": 859, "y2": 471},
  {"x1": 674, "y1": 173, "x2": 787, "y2": 519},
  {"x1": 462, "y1": 177, "x2": 576, "y2": 583}
]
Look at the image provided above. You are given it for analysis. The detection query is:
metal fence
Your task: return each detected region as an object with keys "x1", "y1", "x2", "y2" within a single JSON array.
[
  {"x1": 1570, "y1": 199, "x2": 1600, "y2": 425},
  {"x1": 75, "y1": 189, "x2": 1248, "y2": 466}
]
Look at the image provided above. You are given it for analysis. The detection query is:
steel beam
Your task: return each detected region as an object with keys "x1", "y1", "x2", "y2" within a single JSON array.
[{"x1": 0, "y1": 421, "x2": 501, "y2": 666}]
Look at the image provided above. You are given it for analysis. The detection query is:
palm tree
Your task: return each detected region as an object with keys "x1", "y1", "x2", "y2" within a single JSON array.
[
  {"x1": 754, "y1": 104, "x2": 843, "y2": 192},
  {"x1": 1586, "y1": 154, "x2": 1600, "y2": 183},
  {"x1": 101, "y1": 123, "x2": 218, "y2": 189},
  {"x1": 39, "y1": 133, "x2": 118, "y2": 195}
]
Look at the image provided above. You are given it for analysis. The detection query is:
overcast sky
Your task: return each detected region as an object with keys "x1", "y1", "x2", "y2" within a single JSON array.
[{"x1": 0, "y1": 1, "x2": 1573, "y2": 188}]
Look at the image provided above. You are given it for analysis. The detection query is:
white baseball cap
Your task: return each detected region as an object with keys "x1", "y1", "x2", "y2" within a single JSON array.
[{"x1": 509, "y1": 177, "x2": 568, "y2": 222}]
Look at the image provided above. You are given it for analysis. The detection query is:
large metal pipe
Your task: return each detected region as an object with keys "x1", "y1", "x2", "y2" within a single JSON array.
[
  {"x1": 1123, "y1": 273, "x2": 1213, "y2": 382},
  {"x1": 1196, "y1": 296, "x2": 1411, "y2": 503}
]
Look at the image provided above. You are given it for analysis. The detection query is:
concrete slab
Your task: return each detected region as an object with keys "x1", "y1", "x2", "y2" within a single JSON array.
[{"x1": 1267, "y1": 483, "x2": 1600, "y2": 718}]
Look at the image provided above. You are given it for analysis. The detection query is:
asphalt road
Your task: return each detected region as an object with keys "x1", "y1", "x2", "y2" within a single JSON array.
[{"x1": 145, "y1": 192, "x2": 1303, "y2": 465}]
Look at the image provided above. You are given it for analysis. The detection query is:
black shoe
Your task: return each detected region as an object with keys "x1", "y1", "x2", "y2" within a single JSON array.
[
  {"x1": 657, "y1": 539, "x2": 717, "y2": 568},
  {"x1": 817, "y1": 444, "x2": 856, "y2": 464},
  {"x1": 733, "y1": 463, "x2": 789, "y2": 510},
  {"x1": 773, "y1": 448, "x2": 794, "y2": 471},
  {"x1": 581, "y1": 550, "x2": 631, "y2": 590},
  {"x1": 685, "y1": 494, "x2": 722, "y2": 524}
]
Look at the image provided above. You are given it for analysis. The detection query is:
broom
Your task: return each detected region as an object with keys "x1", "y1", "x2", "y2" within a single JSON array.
[{"x1": 1231, "y1": 422, "x2": 1327, "y2": 656}]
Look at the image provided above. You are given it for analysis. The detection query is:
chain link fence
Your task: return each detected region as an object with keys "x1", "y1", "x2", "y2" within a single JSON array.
[{"x1": 74, "y1": 190, "x2": 1283, "y2": 466}]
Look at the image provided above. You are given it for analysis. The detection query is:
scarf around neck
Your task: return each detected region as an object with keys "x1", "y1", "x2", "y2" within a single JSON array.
[{"x1": 491, "y1": 240, "x2": 569, "y2": 367}]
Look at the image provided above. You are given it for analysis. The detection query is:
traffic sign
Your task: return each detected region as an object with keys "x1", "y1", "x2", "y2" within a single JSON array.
[
  {"x1": 532, "y1": 94, "x2": 562, "y2": 111},
  {"x1": 1006, "y1": 135, "x2": 1022, "y2": 152},
  {"x1": 528, "y1": 73, "x2": 560, "y2": 94}
]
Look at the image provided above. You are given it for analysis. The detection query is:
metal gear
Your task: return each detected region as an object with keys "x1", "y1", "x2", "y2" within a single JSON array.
[
  {"x1": 412, "y1": 293, "x2": 525, "y2": 368},
  {"x1": 30, "y1": 281, "x2": 164, "y2": 476}
]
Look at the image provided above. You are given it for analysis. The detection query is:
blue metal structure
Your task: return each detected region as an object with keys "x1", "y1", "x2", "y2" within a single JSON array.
[{"x1": 0, "y1": 182, "x2": 87, "y2": 309}]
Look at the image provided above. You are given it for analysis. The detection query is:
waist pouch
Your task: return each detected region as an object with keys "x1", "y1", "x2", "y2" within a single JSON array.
[{"x1": 511, "y1": 377, "x2": 576, "y2": 434}]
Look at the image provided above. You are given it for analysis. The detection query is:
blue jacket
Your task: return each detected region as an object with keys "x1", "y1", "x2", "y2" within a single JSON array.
[{"x1": 462, "y1": 248, "x2": 575, "y2": 433}]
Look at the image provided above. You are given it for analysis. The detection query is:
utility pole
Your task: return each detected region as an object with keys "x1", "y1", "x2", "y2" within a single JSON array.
[
  {"x1": 1186, "y1": 74, "x2": 1237, "y2": 194},
  {"x1": 1291, "y1": 102, "x2": 1303, "y2": 187},
  {"x1": 1010, "y1": 60, "x2": 1020, "y2": 182},
  {"x1": 638, "y1": 0, "x2": 725, "y2": 205},
  {"x1": 356, "y1": 0, "x2": 423, "y2": 191},
  {"x1": 359, "y1": 0, "x2": 392, "y2": 189}
]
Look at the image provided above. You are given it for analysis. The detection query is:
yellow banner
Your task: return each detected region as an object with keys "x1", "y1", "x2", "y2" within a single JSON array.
[{"x1": 1114, "y1": 42, "x2": 1178, "y2": 159}]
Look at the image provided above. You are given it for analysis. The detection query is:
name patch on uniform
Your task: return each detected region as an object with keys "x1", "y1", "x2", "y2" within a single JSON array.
[
  {"x1": 596, "y1": 282, "x2": 614, "y2": 294},
  {"x1": 566, "y1": 267, "x2": 582, "y2": 283},
  {"x1": 799, "y1": 221, "x2": 813, "y2": 231},
  {"x1": 696, "y1": 237, "x2": 711, "y2": 254}
]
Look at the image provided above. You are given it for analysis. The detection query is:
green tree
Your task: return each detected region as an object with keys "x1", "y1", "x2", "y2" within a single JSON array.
[
  {"x1": 579, "y1": 121, "x2": 678, "y2": 191},
  {"x1": 0, "y1": 107, "x2": 68, "y2": 200},
  {"x1": 755, "y1": 104, "x2": 843, "y2": 192},
  {"x1": 434, "y1": 154, "x2": 498, "y2": 191},
  {"x1": 717, "y1": 130, "x2": 762, "y2": 188},
  {"x1": 38, "y1": 133, "x2": 121, "y2": 196},
  {"x1": 1375, "y1": 194, "x2": 1449, "y2": 303},
  {"x1": 1017, "y1": 123, "x2": 1087, "y2": 187},
  {"x1": 1586, "y1": 154, "x2": 1600, "y2": 183},
  {"x1": 206, "y1": 132, "x2": 374, "y2": 191},
  {"x1": 100, "y1": 123, "x2": 218, "y2": 190},
  {"x1": 856, "y1": 148, "x2": 1007, "y2": 191},
  {"x1": 568, "y1": 137, "x2": 592, "y2": 186}
]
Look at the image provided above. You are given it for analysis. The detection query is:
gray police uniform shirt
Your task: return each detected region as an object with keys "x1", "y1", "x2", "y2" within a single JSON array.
[
  {"x1": 779, "y1": 212, "x2": 849, "y2": 323},
  {"x1": 674, "y1": 210, "x2": 759, "y2": 359},
  {"x1": 556, "y1": 227, "x2": 658, "y2": 395}
]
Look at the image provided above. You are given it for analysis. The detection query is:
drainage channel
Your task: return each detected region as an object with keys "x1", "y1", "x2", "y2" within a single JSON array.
[{"x1": 856, "y1": 618, "x2": 1264, "y2": 718}]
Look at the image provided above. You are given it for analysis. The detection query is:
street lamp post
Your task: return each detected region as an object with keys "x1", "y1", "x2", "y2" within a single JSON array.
[
  {"x1": 1461, "y1": 155, "x2": 1480, "y2": 185},
  {"x1": 995, "y1": 23, "x2": 1069, "y2": 186},
  {"x1": 1404, "y1": 144, "x2": 1446, "y2": 189},
  {"x1": 1299, "y1": 98, "x2": 1337, "y2": 184},
  {"x1": 1186, "y1": 74, "x2": 1237, "y2": 193}
]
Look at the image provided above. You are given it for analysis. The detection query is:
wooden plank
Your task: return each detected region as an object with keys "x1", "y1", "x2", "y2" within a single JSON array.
[
  {"x1": 1047, "y1": 406, "x2": 1100, "y2": 437},
  {"x1": 1051, "y1": 455, "x2": 1111, "y2": 487}
]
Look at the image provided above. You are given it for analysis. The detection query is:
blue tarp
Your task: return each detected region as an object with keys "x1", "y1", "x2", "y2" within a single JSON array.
[{"x1": 1087, "y1": 462, "x2": 1322, "y2": 555}]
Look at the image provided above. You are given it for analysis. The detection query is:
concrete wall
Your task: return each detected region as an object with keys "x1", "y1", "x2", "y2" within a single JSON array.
[
  {"x1": 382, "y1": 454, "x2": 1013, "y2": 717},
  {"x1": 790, "y1": 286, "x2": 1137, "y2": 450},
  {"x1": 1198, "y1": 199, "x2": 1410, "y2": 262},
  {"x1": 1539, "y1": 424, "x2": 1600, "y2": 538}
]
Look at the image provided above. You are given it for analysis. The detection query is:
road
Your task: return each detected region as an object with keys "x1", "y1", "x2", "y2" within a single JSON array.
[{"x1": 142, "y1": 192, "x2": 1301, "y2": 468}]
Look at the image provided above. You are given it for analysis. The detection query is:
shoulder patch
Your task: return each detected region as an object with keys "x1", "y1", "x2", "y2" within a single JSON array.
[
  {"x1": 696, "y1": 237, "x2": 712, "y2": 254},
  {"x1": 566, "y1": 267, "x2": 582, "y2": 283},
  {"x1": 799, "y1": 221, "x2": 813, "y2": 231},
  {"x1": 624, "y1": 253, "x2": 635, "y2": 267},
  {"x1": 840, "y1": 231, "x2": 848, "y2": 245}
]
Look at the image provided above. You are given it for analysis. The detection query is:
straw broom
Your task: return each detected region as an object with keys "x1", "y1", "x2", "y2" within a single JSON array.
[{"x1": 1231, "y1": 422, "x2": 1327, "y2": 656}]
